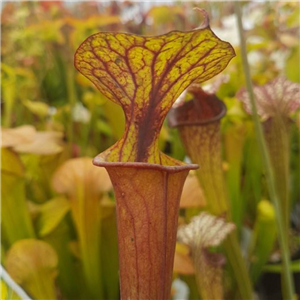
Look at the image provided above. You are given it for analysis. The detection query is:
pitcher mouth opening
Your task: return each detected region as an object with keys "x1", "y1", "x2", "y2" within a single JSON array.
[
  {"x1": 93, "y1": 156, "x2": 198, "y2": 174},
  {"x1": 168, "y1": 97, "x2": 226, "y2": 128}
]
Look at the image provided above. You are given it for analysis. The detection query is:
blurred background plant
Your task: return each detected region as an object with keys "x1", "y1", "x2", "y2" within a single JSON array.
[{"x1": 1, "y1": 1, "x2": 299, "y2": 300}]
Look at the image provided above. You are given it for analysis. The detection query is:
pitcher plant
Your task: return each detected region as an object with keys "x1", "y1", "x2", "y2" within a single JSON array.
[
  {"x1": 168, "y1": 84, "x2": 253, "y2": 299},
  {"x1": 75, "y1": 9, "x2": 235, "y2": 300},
  {"x1": 237, "y1": 77, "x2": 300, "y2": 238}
]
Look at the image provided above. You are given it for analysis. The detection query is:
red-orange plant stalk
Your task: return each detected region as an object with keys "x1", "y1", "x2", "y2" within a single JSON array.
[{"x1": 75, "y1": 10, "x2": 234, "y2": 299}]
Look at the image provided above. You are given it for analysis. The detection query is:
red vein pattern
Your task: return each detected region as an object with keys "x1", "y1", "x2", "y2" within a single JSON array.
[
  {"x1": 74, "y1": 20, "x2": 235, "y2": 300},
  {"x1": 75, "y1": 28, "x2": 235, "y2": 164},
  {"x1": 107, "y1": 166, "x2": 189, "y2": 300}
]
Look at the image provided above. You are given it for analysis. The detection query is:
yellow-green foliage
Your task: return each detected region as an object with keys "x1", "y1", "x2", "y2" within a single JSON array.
[{"x1": 1, "y1": 2, "x2": 299, "y2": 300}]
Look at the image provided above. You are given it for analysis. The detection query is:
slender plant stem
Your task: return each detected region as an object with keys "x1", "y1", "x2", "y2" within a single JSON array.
[
  {"x1": 234, "y1": 3, "x2": 295, "y2": 299},
  {"x1": 224, "y1": 232, "x2": 253, "y2": 300}
]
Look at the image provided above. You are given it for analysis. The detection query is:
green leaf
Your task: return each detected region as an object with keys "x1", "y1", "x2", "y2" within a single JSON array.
[
  {"x1": 248, "y1": 200, "x2": 277, "y2": 283},
  {"x1": 1, "y1": 148, "x2": 35, "y2": 245},
  {"x1": 37, "y1": 197, "x2": 70, "y2": 237},
  {"x1": 1, "y1": 148, "x2": 24, "y2": 177},
  {"x1": 263, "y1": 260, "x2": 300, "y2": 273},
  {"x1": 285, "y1": 46, "x2": 300, "y2": 83},
  {"x1": 22, "y1": 99, "x2": 49, "y2": 118}
]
